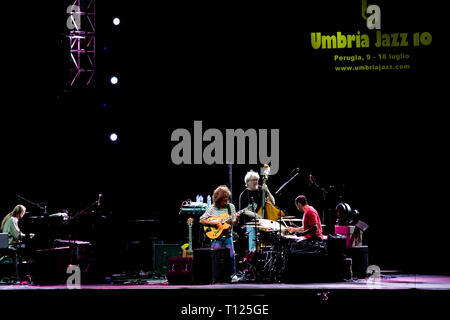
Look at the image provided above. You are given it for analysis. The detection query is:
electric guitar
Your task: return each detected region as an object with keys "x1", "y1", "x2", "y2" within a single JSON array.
[
  {"x1": 203, "y1": 205, "x2": 254, "y2": 240},
  {"x1": 182, "y1": 218, "x2": 194, "y2": 258}
]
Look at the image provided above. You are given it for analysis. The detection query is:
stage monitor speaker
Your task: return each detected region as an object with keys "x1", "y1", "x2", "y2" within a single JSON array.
[
  {"x1": 166, "y1": 257, "x2": 193, "y2": 285},
  {"x1": 152, "y1": 244, "x2": 181, "y2": 275},
  {"x1": 347, "y1": 245, "x2": 369, "y2": 278},
  {"x1": 193, "y1": 248, "x2": 231, "y2": 284}
]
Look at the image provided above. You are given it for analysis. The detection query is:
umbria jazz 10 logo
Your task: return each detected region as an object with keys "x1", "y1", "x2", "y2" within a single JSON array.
[{"x1": 311, "y1": 0, "x2": 432, "y2": 49}]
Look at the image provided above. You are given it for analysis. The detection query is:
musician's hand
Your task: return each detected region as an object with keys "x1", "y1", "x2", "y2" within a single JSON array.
[
  {"x1": 287, "y1": 227, "x2": 298, "y2": 234},
  {"x1": 262, "y1": 183, "x2": 269, "y2": 192},
  {"x1": 210, "y1": 220, "x2": 220, "y2": 227}
]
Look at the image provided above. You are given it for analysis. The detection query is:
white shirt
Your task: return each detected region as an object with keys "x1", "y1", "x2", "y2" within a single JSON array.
[{"x1": 2, "y1": 217, "x2": 25, "y2": 245}]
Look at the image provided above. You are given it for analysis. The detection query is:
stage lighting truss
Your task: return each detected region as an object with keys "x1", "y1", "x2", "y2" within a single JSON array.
[{"x1": 67, "y1": 0, "x2": 96, "y2": 87}]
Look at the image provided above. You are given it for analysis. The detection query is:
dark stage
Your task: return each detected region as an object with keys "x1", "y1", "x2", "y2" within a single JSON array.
[
  {"x1": 1, "y1": 275, "x2": 450, "y2": 318},
  {"x1": 1, "y1": 1, "x2": 449, "y2": 318}
]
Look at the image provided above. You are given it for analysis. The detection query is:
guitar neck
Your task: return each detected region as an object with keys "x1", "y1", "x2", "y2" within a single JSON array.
[
  {"x1": 188, "y1": 226, "x2": 193, "y2": 253},
  {"x1": 224, "y1": 207, "x2": 246, "y2": 221}
]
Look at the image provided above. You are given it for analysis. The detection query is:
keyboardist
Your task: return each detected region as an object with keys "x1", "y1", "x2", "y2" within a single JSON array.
[{"x1": 1, "y1": 204, "x2": 34, "y2": 246}]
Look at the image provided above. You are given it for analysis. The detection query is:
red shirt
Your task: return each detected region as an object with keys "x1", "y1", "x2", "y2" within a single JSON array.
[{"x1": 302, "y1": 205, "x2": 323, "y2": 239}]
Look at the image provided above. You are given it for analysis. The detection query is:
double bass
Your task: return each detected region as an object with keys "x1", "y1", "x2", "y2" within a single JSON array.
[{"x1": 257, "y1": 164, "x2": 285, "y2": 221}]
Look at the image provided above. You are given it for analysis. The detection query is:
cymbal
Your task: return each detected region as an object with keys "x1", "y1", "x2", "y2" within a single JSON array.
[
  {"x1": 241, "y1": 211, "x2": 262, "y2": 219},
  {"x1": 280, "y1": 216, "x2": 296, "y2": 219}
]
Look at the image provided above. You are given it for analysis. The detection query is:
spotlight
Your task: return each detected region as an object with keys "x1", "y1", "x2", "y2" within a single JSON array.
[
  {"x1": 113, "y1": 17, "x2": 120, "y2": 26},
  {"x1": 109, "y1": 133, "x2": 118, "y2": 142},
  {"x1": 110, "y1": 76, "x2": 118, "y2": 85}
]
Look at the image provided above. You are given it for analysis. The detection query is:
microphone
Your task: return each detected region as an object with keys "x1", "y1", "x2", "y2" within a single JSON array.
[
  {"x1": 291, "y1": 168, "x2": 300, "y2": 175},
  {"x1": 309, "y1": 174, "x2": 317, "y2": 187},
  {"x1": 97, "y1": 194, "x2": 102, "y2": 207}
]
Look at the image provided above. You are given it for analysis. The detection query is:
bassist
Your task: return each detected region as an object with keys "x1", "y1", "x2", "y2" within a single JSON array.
[{"x1": 238, "y1": 170, "x2": 276, "y2": 252}]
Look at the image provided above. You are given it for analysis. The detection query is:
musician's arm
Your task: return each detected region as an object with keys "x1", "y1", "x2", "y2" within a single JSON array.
[
  {"x1": 231, "y1": 204, "x2": 240, "y2": 224},
  {"x1": 289, "y1": 224, "x2": 317, "y2": 236},
  {"x1": 10, "y1": 219, "x2": 26, "y2": 241},
  {"x1": 200, "y1": 218, "x2": 219, "y2": 227},
  {"x1": 262, "y1": 183, "x2": 275, "y2": 205},
  {"x1": 200, "y1": 208, "x2": 220, "y2": 227}
]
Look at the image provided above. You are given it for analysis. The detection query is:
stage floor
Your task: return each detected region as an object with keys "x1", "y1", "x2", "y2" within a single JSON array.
[
  {"x1": 1, "y1": 274, "x2": 449, "y2": 318},
  {"x1": 1, "y1": 274, "x2": 450, "y2": 290}
]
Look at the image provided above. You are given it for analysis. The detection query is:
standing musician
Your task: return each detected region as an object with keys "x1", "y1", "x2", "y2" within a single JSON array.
[
  {"x1": 200, "y1": 185, "x2": 240, "y2": 275},
  {"x1": 238, "y1": 170, "x2": 276, "y2": 252},
  {"x1": 287, "y1": 195, "x2": 323, "y2": 241}
]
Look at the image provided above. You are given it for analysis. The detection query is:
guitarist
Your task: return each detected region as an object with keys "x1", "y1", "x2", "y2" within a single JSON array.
[
  {"x1": 238, "y1": 170, "x2": 276, "y2": 252},
  {"x1": 199, "y1": 185, "x2": 240, "y2": 275}
]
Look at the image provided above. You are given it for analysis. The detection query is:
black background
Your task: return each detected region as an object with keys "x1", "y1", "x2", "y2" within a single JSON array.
[{"x1": 2, "y1": 1, "x2": 448, "y2": 275}]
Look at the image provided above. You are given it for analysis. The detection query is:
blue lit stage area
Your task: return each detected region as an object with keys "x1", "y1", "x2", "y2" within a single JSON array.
[{"x1": 1, "y1": 1, "x2": 449, "y2": 316}]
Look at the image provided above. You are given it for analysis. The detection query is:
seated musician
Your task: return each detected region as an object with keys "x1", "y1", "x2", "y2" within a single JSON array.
[
  {"x1": 200, "y1": 185, "x2": 240, "y2": 275},
  {"x1": 1, "y1": 204, "x2": 34, "y2": 246},
  {"x1": 238, "y1": 170, "x2": 275, "y2": 251},
  {"x1": 287, "y1": 195, "x2": 323, "y2": 241}
]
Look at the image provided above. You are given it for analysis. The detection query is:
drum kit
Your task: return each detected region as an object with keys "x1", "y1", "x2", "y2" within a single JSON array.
[
  {"x1": 240, "y1": 215, "x2": 304, "y2": 283},
  {"x1": 243, "y1": 216, "x2": 303, "y2": 241}
]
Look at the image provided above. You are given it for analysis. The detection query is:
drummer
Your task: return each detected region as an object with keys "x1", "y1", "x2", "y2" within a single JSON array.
[
  {"x1": 287, "y1": 195, "x2": 323, "y2": 240},
  {"x1": 238, "y1": 170, "x2": 276, "y2": 252}
]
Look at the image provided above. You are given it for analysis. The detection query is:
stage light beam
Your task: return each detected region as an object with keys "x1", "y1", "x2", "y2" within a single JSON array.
[
  {"x1": 110, "y1": 76, "x2": 118, "y2": 85},
  {"x1": 113, "y1": 17, "x2": 120, "y2": 26}
]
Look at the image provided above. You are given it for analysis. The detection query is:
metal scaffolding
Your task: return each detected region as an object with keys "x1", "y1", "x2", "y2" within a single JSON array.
[{"x1": 66, "y1": 0, "x2": 96, "y2": 87}]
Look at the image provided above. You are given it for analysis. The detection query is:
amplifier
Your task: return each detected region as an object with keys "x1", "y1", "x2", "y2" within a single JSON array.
[
  {"x1": 327, "y1": 233, "x2": 348, "y2": 259},
  {"x1": 193, "y1": 248, "x2": 231, "y2": 284},
  {"x1": 152, "y1": 244, "x2": 181, "y2": 275}
]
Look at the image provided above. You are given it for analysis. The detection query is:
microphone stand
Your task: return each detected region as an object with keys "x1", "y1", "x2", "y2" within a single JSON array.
[
  {"x1": 275, "y1": 172, "x2": 299, "y2": 196},
  {"x1": 308, "y1": 175, "x2": 328, "y2": 231},
  {"x1": 249, "y1": 199, "x2": 258, "y2": 268},
  {"x1": 62, "y1": 198, "x2": 98, "y2": 265},
  {"x1": 16, "y1": 194, "x2": 47, "y2": 215}
]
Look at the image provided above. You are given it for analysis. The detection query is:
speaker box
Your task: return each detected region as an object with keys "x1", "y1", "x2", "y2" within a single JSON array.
[
  {"x1": 193, "y1": 248, "x2": 231, "y2": 284},
  {"x1": 284, "y1": 252, "x2": 329, "y2": 283},
  {"x1": 327, "y1": 233, "x2": 348, "y2": 259},
  {"x1": 152, "y1": 244, "x2": 181, "y2": 275},
  {"x1": 32, "y1": 247, "x2": 72, "y2": 285},
  {"x1": 347, "y1": 245, "x2": 369, "y2": 278},
  {"x1": 166, "y1": 257, "x2": 193, "y2": 285}
]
